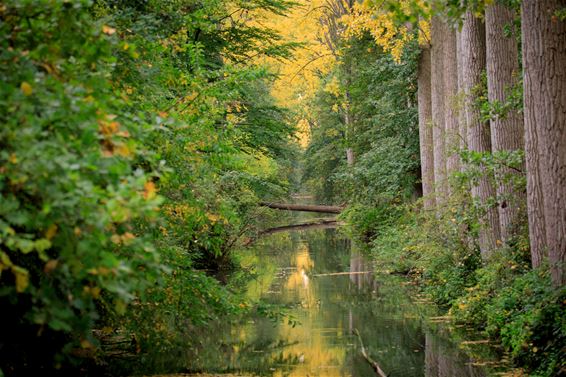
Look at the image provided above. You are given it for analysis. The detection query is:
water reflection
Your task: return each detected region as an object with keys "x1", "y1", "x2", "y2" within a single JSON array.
[
  {"x1": 349, "y1": 249, "x2": 378, "y2": 293},
  {"x1": 222, "y1": 228, "x2": 493, "y2": 376},
  {"x1": 161, "y1": 227, "x2": 506, "y2": 376},
  {"x1": 425, "y1": 332, "x2": 486, "y2": 377}
]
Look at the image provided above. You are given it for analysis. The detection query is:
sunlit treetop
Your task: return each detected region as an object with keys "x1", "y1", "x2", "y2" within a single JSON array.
[
  {"x1": 246, "y1": 0, "x2": 340, "y2": 145},
  {"x1": 253, "y1": 1, "x2": 336, "y2": 103},
  {"x1": 341, "y1": 0, "x2": 430, "y2": 62}
]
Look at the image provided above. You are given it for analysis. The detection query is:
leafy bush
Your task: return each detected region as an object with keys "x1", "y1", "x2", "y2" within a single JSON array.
[
  {"x1": 0, "y1": 0, "x2": 299, "y2": 373},
  {"x1": 0, "y1": 0, "x2": 164, "y2": 370},
  {"x1": 341, "y1": 203, "x2": 402, "y2": 243},
  {"x1": 349, "y1": 199, "x2": 565, "y2": 376},
  {"x1": 486, "y1": 268, "x2": 565, "y2": 375}
]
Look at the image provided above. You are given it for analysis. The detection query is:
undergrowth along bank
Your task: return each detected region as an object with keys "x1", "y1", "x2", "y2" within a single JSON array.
[{"x1": 342, "y1": 201, "x2": 566, "y2": 377}]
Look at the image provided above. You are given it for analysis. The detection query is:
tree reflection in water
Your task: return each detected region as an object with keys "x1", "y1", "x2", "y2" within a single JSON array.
[{"x1": 147, "y1": 227, "x2": 509, "y2": 376}]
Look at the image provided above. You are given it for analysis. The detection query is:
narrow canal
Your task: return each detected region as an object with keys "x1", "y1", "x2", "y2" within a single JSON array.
[{"x1": 177, "y1": 224, "x2": 509, "y2": 377}]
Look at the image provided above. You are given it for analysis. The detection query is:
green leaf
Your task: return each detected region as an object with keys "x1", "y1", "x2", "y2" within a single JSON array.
[
  {"x1": 34, "y1": 239, "x2": 52, "y2": 253},
  {"x1": 17, "y1": 239, "x2": 35, "y2": 254}
]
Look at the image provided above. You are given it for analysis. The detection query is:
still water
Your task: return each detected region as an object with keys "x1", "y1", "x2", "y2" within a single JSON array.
[{"x1": 183, "y1": 226, "x2": 507, "y2": 377}]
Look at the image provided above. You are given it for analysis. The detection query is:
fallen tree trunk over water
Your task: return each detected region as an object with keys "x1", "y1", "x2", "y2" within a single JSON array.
[
  {"x1": 243, "y1": 219, "x2": 340, "y2": 246},
  {"x1": 259, "y1": 202, "x2": 344, "y2": 214},
  {"x1": 354, "y1": 329, "x2": 388, "y2": 377},
  {"x1": 261, "y1": 219, "x2": 340, "y2": 235}
]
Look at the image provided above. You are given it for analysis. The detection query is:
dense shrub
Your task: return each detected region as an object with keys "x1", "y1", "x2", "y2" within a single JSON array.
[
  {"x1": 345, "y1": 203, "x2": 565, "y2": 376},
  {"x1": 0, "y1": 0, "x2": 298, "y2": 374}
]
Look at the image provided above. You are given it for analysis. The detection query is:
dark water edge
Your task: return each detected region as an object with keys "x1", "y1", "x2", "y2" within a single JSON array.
[{"x1": 124, "y1": 226, "x2": 519, "y2": 377}]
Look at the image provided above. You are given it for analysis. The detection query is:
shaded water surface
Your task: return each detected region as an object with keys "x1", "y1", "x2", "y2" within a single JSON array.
[{"x1": 184, "y1": 227, "x2": 507, "y2": 377}]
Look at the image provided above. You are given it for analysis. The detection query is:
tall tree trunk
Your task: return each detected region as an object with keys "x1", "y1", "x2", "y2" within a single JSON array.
[
  {"x1": 443, "y1": 25, "x2": 461, "y2": 179},
  {"x1": 431, "y1": 16, "x2": 447, "y2": 203},
  {"x1": 346, "y1": 147, "x2": 355, "y2": 165},
  {"x1": 456, "y1": 30, "x2": 468, "y2": 164},
  {"x1": 522, "y1": 0, "x2": 566, "y2": 285},
  {"x1": 461, "y1": 11, "x2": 501, "y2": 258},
  {"x1": 344, "y1": 60, "x2": 355, "y2": 167},
  {"x1": 485, "y1": 2, "x2": 525, "y2": 244},
  {"x1": 418, "y1": 46, "x2": 435, "y2": 210},
  {"x1": 345, "y1": 102, "x2": 355, "y2": 166}
]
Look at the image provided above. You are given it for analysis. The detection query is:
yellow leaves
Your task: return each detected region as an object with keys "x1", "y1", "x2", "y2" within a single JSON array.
[
  {"x1": 101, "y1": 326, "x2": 114, "y2": 335},
  {"x1": 44, "y1": 259, "x2": 58, "y2": 274},
  {"x1": 206, "y1": 212, "x2": 224, "y2": 224},
  {"x1": 20, "y1": 81, "x2": 33, "y2": 96},
  {"x1": 342, "y1": 1, "x2": 416, "y2": 63},
  {"x1": 102, "y1": 25, "x2": 116, "y2": 35},
  {"x1": 324, "y1": 76, "x2": 341, "y2": 97},
  {"x1": 418, "y1": 19, "x2": 431, "y2": 46},
  {"x1": 87, "y1": 266, "x2": 112, "y2": 276},
  {"x1": 251, "y1": 0, "x2": 335, "y2": 119},
  {"x1": 83, "y1": 286, "x2": 101, "y2": 299},
  {"x1": 114, "y1": 299, "x2": 127, "y2": 315},
  {"x1": 45, "y1": 224, "x2": 58, "y2": 240},
  {"x1": 163, "y1": 203, "x2": 192, "y2": 220},
  {"x1": 185, "y1": 91, "x2": 199, "y2": 102},
  {"x1": 143, "y1": 181, "x2": 157, "y2": 200},
  {"x1": 111, "y1": 232, "x2": 136, "y2": 245},
  {"x1": 8, "y1": 153, "x2": 18, "y2": 164},
  {"x1": 114, "y1": 143, "x2": 133, "y2": 157},
  {"x1": 0, "y1": 252, "x2": 13, "y2": 279},
  {"x1": 13, "y1": 265, "x2": 29, "y2": 292},
  {"x1": 325, "y1": 128, "x2": 340, "y2": 137},
  {"x1": 295, "y1": 118, "x2": 311, "y2": 148},
  {"x1": 98, "y1": 114, "x2": 132, "y2": 158},
  {"x1": 226, "y1": 113, "x2": 240, "y2": 124},
  {"x1": 98, "y1": 119, "x2": 120, "y2": 136}
]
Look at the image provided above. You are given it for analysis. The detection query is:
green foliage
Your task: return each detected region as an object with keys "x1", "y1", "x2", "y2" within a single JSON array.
[
  {"x1": 0, "y1": 0, "x2": 164, "y2": 369},
  {"x1": 346, "y1": 197, "x2": 565, "y2": 376},
  {"x1": 303, "y1": 33, "x2": 419, "y2": 205},
  {"x1": 485, "y1": 270, "x2": 565, "y2": 375},
  {"x1": 311, "y1": 1, "x2": 562, "y2": 375},
  {"x1": 341, "y1": 203, "x2": 403, "y2": 243},
  {"x1": 0, "y1": 0, "x2": 299, "y2": 373},
  {"x1": 451, "y1": 252, "x2": 566, "y2": 376}
]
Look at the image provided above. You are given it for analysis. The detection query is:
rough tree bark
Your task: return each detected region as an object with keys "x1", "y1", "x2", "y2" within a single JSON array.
[
  {"x1": 461, "y1": 11, "x2": 501, "y2": 258},
  {"x1": 485, "y1": 2, "x2": 525, "y2": 244},
  {"x1": 418, "y1": 46, "x2": 435, "y2": 210},
  {"x1": 456, "y1": 29, "x2": 468, "y2": 164},
  {"x1": 431, "y1": 16, "x2": 447, "y2": 203},
  {"x1": 522, "y1": 0, "x2": 566, "y2": 285},
  {"x1": 443, "y1": 24, "x2": 461, "y2": 179}
]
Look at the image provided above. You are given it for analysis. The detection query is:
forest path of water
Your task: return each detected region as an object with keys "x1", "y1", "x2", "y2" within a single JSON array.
[{"x1": 152, "y1": 221, "x2": 514, "y2": 377}]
